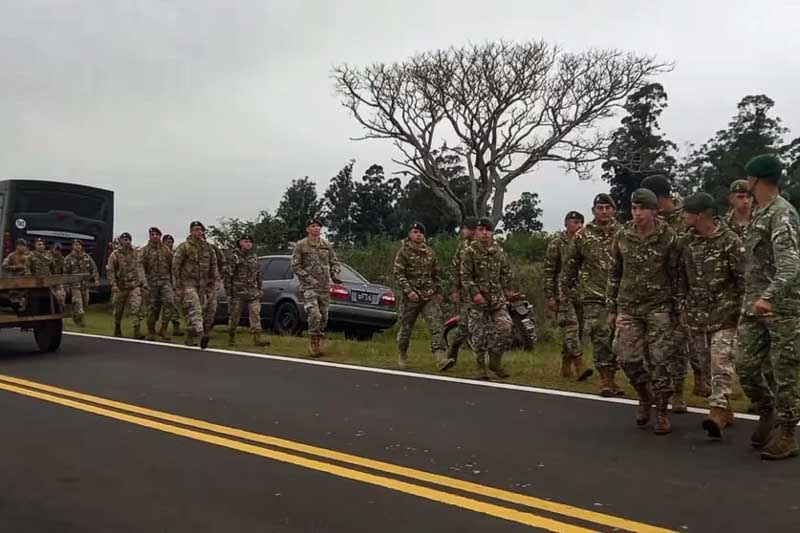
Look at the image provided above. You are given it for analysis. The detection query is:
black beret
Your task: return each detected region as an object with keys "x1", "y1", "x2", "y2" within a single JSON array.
[
  {"x1": 593, "y1": 193, "x2": 616, "y2": 208},
  {"x1": 564, "y1": 211, "x2": 584, "y2": 222},
  {"x1": 631, "y1": 188, "x2": 659, "y2": 210},
  {"x1": 189, "y1": 220, "x2": 205, "y2": 231},
  {"x1": 119, "y1": 232, "x2": 132, "y2": 240},
  {"x1": 683, "y1": 192, "x2": 716, "y2": 214},
  {"x1": 729, "y1": 179, "x2": 749, "y2": 193},
  {"x1": 34, "y1": 237, "x2": 45, "y2": 244},
  {"x1": 15, "y1": 238, "x2": 27, "y2": 246},
  {"x1": 745, "y1": 154, "x2": 782, "y2": 182},
  {"x1": 239, "y1": 234, "x2": 254, "y2": 242},
  {"x1": 475, "y1": 217, "x2": 494, "y2": 230},
  {"x1": 162, "y1": 234, "x2": 174, "y2": 242},
  {"x1": 463, "y1": 216, "x2": 478, "y2": 230},
  {"x1": 148, "y1": 227, "x2": 162, "y2": 235},
  {"x1": 409, "y1": 222, "x2": 426, "y2": 234},
  {"x1": 305, "y1": 218, "x2": 323, "y2": 228},
  {"x1": 640, "y1": 175, "x2": 672, "y2": 198}
]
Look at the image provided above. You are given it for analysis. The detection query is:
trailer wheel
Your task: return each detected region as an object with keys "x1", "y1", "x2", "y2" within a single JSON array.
[{"x1": 34, "y1": 319, "x2": 63, "y2": 352}]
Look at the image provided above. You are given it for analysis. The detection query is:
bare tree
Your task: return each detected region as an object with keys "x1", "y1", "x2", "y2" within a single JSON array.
[{"x1": 333, "y1": 40, "x2": 671, "y2": 223}]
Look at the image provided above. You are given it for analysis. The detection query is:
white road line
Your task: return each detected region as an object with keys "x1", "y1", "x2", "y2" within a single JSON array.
[{"x1": 63, "y1": 331, "x2": 760, "y2": 421}]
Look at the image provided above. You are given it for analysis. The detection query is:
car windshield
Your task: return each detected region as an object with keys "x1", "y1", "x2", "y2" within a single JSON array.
[{"x1": 340, "y1": 264, "x2": 366, "y2": 283}]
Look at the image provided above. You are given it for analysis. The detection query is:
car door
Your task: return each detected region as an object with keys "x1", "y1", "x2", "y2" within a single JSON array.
[{"x1": 261, "y1": 257, "x2": 292, "y2": 321}]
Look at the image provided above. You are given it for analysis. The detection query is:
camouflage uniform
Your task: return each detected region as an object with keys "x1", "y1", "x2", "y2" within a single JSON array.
[
  {"x1": 140, "y1": 240, "x2": 176, "y2": 332},
  {"x1": 49, "y1": 248, "x2": 67, "y2": 307},
  {"x1": 107, "y1": 246, "x2": 145, "y2": 330},
  {"x1": 607, "y1": 219, "x2": 680, "y2": 395},
  {"x1": 64, "y1": 250, "x2": 99, "y2": 323},
  {"x1": 2, "y1": 250, "x2": 29, "y2": 275},
  {"x1": 25, "y1": 250, "x2": 54, "y2": 276},
  {"x1": 291, "y1": 237, "x2": 340, "y2": 339},
  {"x1": 544, "y1": 232, "x2": 582, "y2": 363},
  {"x1": 205, "y1": 243, "x2": 226, "y2": 333},
  {"x1": 725, "y1": 211, "x2": 750, "y2": 238},
  {"x1": 561, "y1": 220, "x2": 619, "y2": 371},
  {"x1": 393, "y1": 239, "x2": 445, "y2": 355},
  {"x1": 678, "y1": 221, "x2": 746, "y2": 409},
  {"x1": 226, "y1": 248, "x2": 263, "y2": 333},
  {"x1": 736, "y1": 195, "x2": 800, "y2": 425},
  {"x1": 460, "y1": 239, "x2": 513, "y2": 373},
  {"x1": 172, "y1": 236, "x2": 220, "y2": 338},
  {"x1": 449, "y1": 236, "x2": 473, "y2": 356}
]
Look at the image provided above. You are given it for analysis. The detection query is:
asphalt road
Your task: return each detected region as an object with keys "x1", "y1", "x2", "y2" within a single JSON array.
[{"x1": 0, "y1": 332, "x2": 798, "y2": 532}]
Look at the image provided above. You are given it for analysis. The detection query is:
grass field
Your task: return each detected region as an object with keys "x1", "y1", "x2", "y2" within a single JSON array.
[{"x1": 64, "y1": 303, "x2": 752, "y2": 413}]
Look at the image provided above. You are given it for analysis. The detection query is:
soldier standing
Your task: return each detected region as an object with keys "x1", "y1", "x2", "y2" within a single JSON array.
[
  {"x1": 64, "y1": 240, "x2": 99, "y2": 327},
  {"x1": 393, "y1": 222, "x2": 446, "y2": 370},
  {"x1": 173, "y1": 221, "x2": 219, "y2": 348},
  {"x1": 678, "y1": 193, "x2": 746, "y2": 439},
  {"x1": 291, "y1": 219, "x2": 341, "y2": 358},
  {"x1": 736, "y1": 155, "x2": 800, "y2": 461},
  {"x1": 446, "y1": 217, "x2": 477, "y2": 367},
  {"x1": 544, "y1": 211, "x2": 587, "y2": 380},
  {"x1": 726, "y1": 179, "x2": 753, "y2": 237},
  {"x1": 160, "y1": 234, "x2": 184, "y2": 337},
  {"x1": 226, "y1": 234, "x2": 269, "y2": 347},
  {"x1": 49, "y1": 242, "x2": 67, "y2": 308},
  {"x1": 561, "y1": 194, "x2": 622, "y2": 395},
  {"x1": 460, "y1": 218, "x2": 513, "y2": 380},
  {"x1": 25, "y1": 238, "x2": 54, "y2": 276},
  {"x1": 607, "y1": 189, "x2": 680, "y2": 434},
  {"x1": 205, "y1": 238, "x2": 226, "y2": 337},
  {"x1": 3, "y1": 239, "x2": 29, "y2": 275},
  {"x1": 107, "y1": 232, "x2": 146, "y2": 339},
  {"x1": 140, "y1": 227, "x2": 176, "y2": 341}
]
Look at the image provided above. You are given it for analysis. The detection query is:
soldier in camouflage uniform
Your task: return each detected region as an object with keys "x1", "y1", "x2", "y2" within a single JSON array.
[
  {"x1": 3, "y1": 239, "x2": 29, "y2": 275},
  {"x1": 64, "y1": 240, "x2": 99, "y2": 327},
  {"x1": 25, "y1": 238, "x2": 54, "y2": 276},
  {"x1": 446, "y1": 217, "x2": 478, "y2": 367},
  {"x1": 461, "y1": 218, "x2": 513, "y2": 380},
  {"x1": 677, "y1": 193, "x2": 746, "y2": 439},
  {"x1": 544, "y1": 211, "x2": 586, "y2": 379},
  {"x1": 726, "y1": 179, "x2": 753, "y2": 238},
  {"x1": 291, "y1": 219, "x2": 341, "y2": 358},
  {"x1": 107, "y1": 232, "x2": 146, "y2": 339},
  {"x1": 561, "y1": 194, "x2": 623, "y2": 396},
  {"x1": 393, "y1": 222, "x2": 446, "y2": 370},
  {"x1": 140, "y1": 227, "x2": 176, "y2": 341},
  {"x1": 736, "y1": 155, "x2": 800, "y2": 461},
  {"x1": 607, "y1": 188, "x2": 680, "y2": 434},
  {"x1": 226, "y1": 234, "x2": 269, "y2": 348},
  {"x1": 160, "y1": 234, "x2": 184, "y2": 337},
  {"x1": 172, "y1": 221, "x2": 220, "y2": 348},
  {"x1": 48, "y1": 242, "x2": 67, "y2": 308},
  {"x1": 205, "y1": 238, "x2": 226, "y2": 337}
]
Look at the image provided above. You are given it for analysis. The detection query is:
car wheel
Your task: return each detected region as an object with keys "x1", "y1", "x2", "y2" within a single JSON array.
[
  {"x1": 345, "y1": 329, "x2": 374, "y2": 342},
  {"x1": 274, "y1": 302, "x2": 303, "y2": 335}
]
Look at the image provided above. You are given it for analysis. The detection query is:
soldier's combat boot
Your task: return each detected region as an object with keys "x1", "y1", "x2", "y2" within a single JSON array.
[
  {"x1": 397, "y1": 349, "x2": 408, "y2": 369},
  {"x1": 561, "y1": 357, "x2": 574, "y2": 378},
  {"x1": 172, "y1": 322, "x2": 184, "y2": 337},
  {"x1": 310, "y1": 337, "x2": 324, "y2": 358},
  {"x1": 157, "y1": 323, "x2": 171, "y2": 341},
  {"x1": 633, "y1": 382, "x2": 653, "y2": 427},
  {"x1": 702, "y1": 407, "x2": 729, "y2": 439},
  {"x1": 228, "y1": 330, "x2": 237, "y2": 347},
  {"x1": 610, "y1": 370, "x2": 625, "y2": 397},
  {"x1": 132, "y1": 324, "x2": 146, "y2": 340},
  {"x1": 671, "y1": 379, "x2": 688, "y2": 414},
  {"x1": 474, "y1": 355, "x2": 489, "y2": 380},
  {"x1": 145, "y1": 323, "x2": 157, "y2": 341},
  {"x1": 199, "y1": 335, "x2": 210, "y2": 350},
  {"x1": 185, "y1": 332, "x2": 199, "y2": 347},
  {"x1": 598, "y1": 367, "x2": 614, "y2": 397},
  {"x1": 253, "y1": 331, "x2": 269, "y2": 347},
  {"x1": 761, "y1": 423, "x2": 800, "y2": 461},
  {"x1": 574, "y1": 357, "x2": 593, "y2": 382},
  {"x1": 434, "y1": 349, "x2": 454, "y2": 372},
  {"x1": 653, "y1": 393, "x2": 672, "y2": 435},
  {"x1": 488, "y1": 353, "x2": 509, "y2": 379},
  {"x1": 113, "y1": 322, "x2": 123, "y2": 338},
  {"x1": 751, "y1": 410, "x2": 777, "y2": 448}
]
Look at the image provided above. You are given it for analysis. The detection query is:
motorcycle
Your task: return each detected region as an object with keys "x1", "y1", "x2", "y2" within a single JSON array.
[{"x1": 443, "y1": 293, "x2": 537, "y2": 352}]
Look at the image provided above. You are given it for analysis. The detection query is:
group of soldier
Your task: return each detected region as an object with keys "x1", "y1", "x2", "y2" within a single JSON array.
[{"x1": 545, "y1": 153, "x2": 800, "y2": 462}]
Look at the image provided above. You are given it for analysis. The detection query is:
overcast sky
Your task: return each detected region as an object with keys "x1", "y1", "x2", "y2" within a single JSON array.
[{"x1": 2, "y1": 0, "x2": 799, "y2": 242}]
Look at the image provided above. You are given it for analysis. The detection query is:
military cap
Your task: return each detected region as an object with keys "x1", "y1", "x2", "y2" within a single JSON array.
[
  {"x1": 683, "y1": 192, "x2": 716, "y2": 214},
  {"x1": 189, "y1": 220, "x2": 205, "y2": 231},
  {"x1": 119, "y1": 232, "x2": 132, "y2": 240},
  {"x1": 408, "y1": 222, "x2": 426, "y2": 234},
  {"x1": 564, "y1": 210, "x2": 584, "y2": 222},
  {"x1": 34, "y1": 237, "x2": 45, "y2": 244},
  {"x1": 463, "y1": 216, "x2": 478, "y2": 230},
  {"x1": 148, "y1": 226, "x2": 162, "y2": 235},
  {"x1": 238, "y1": 234, "x2": 254, "y2": 242},
  {"x1": 52, "y1": 242, "x2": 62, "y2": 250},
  {"x1": 729, "y1": 179, "x2": 749, "y2": 194},
  {"x1": 72, "y1": 239, "x2": 83, "y2": 245},
  {"x1": 305, "y1": 218, "x2": 323, "y2": 228},
  {"x1": 640, "y1": 175, "x2": 672, "y2": 198},
  {"x1": 630, "y1": 188, "x2": 659, "y2": 210},
  {"x1": 593, "y1": 193, "x2": 616, "y2": 208},
  {"x1": 162, "y1": 234, "x2": 174, "y2": 242},
  {"x1": 745, "y1": 154, "x2": 782, "y2": 182},
  {"x1": 15, "y1": 238, "x2": 27, "y2": 246},
  {"x1": 475, "y1": 217, "x2": 494, "y2": 230}
]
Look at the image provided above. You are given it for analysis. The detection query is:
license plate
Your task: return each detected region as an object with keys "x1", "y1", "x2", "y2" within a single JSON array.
[{"x1": 351, "y1": 291, "x2": 375, "y2": 304}]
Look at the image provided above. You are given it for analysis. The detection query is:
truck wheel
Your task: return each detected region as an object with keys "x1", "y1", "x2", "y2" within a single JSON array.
[{"x1": 34, "y1": 319, "x2": 63, "y2": 352}]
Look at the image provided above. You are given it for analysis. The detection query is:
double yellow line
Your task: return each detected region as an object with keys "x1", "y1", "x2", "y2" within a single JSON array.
[{"x1": 0, "y1": 374, "x2": 673, "y2": 532}]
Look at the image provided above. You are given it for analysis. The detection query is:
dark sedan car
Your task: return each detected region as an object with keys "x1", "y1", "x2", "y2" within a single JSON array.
[{"x1": 216, "y1": 255, "x2": 398, "y2": 340}]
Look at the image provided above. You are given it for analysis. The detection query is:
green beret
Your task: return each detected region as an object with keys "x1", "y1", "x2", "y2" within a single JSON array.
[
  {"x1": 475, "y1": 217, "x2": 494, "y2": 230},
  {"x1": 684, "y1": 192, "x2": 716, "y2": 214},
  {"x1": 640, "y1": 175, "x2": 672, "y2": 198},
  {"x1": 729, "y1": 179, "x2": 749, "y2": 194},
  {"x1": 744, "y1": 154, "x2": 782, "y2": 182},
  {"x1": 408, "y1": 221, "x2": 426, "y2": 234},
  {"x1": 564, "y1": 211, "x2": 584, "y2": 222},
  {"x1": 593, "y1": 193, "x2": 616, "y2": 208},
  {"x1": 630, "y1": 188, "x2": 659, "y2": 210}
]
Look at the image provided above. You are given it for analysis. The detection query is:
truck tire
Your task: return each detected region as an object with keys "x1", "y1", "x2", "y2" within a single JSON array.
[{"x1": 34, "y1": 319, "x2": 63, "y2": 352}]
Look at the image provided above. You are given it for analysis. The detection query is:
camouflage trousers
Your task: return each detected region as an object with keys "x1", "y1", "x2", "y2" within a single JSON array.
[
  {"x1": 179, "y1": 286, "x2": 214, "y2": 337},
  {"x1": 229, "y1": 296, "x2": 262, "y2": 333},
  {"x1": 614, "y1": 312, "x2": 675, "y2": 394},
  {"x1": 557, "y1": 301, "x2": 582, "y2": 360},
  {"x1": 53, "y1": 285, "x2": 66, "y2": 310},
  {"x1": 451, "y1": 301, "x2": 471, "y2": 349},
  {"x1": 468, "y1": 305, "x2": 513, "y2": 363},
  {"x1": 205, "y1": 288, "x2": 218, "y2": 333},
  {"x1": 303, "y1": 289, "x2": 330, "y2": 338},
  {"x1": 396, "y1": 296, "x2": 445, "y2": 353},
  {"x1": 581, "y1": 302, "x2": 615, "y2": 370},
  {"x1": 671, "y1": 322, "x2": 710, "y2": 392},
  {"x1": 112, "y1": 287, "x2": 144, "y2": 326},
  {"x1": 736, "y1": 314, "x2": 800, "y2": 424},
  {"x1": 70, "y1": 288, "x2": 90, "y2": 320},
  {"x1": 146, "y1": 281, "x2": 177, "y2": 329},
  {"x1": 689, "y1": 328, "x2": 736, "y2": 409}
]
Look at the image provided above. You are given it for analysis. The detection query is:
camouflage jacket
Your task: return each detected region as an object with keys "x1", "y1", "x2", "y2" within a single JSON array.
[
  {"x1": 543, "y1": 231, "x2": 571, "y2": 302},
  {"x1": 292, "y1": 238, "x2": 340, "y2": 293},
  {"x1": 742, "y1": 195, "x2": 800, "y2": 316},
  {"x1": 107, "y1": 246, "x2": 144, "y2": 290},
  {"x1": 725, "y1": 210, "x2": 750, "y2": 238},
  {"x1": 393, "y1": 239, "x2": 441, "y2": 300},
  {"x1": 226, "y1": 248, "x2": 262, "y2": 300},
  {"x1": 560, "y1": 220, "x2": 619, "y2": 304},
  {"x1": 210, "y1": 244, "x2": 226, "y2": 284},
  {"x1": 607, "y1": 219, "x2": 679, "y2": 316},
  {"x1": 64, "y1": 251, "x2": 99, "y2": 289},
  {"x1": 677, "y1": 221, "x2": 746, "y2": 331},
  {"x1": 50, "y1": 252, "x2": 65, "y2": 275},
  {"x1": 140, "y1": 241, "x2": 173, "y2": 285},
  {"x1": 172, "y1": 236, "x2": 220, "y2": 290},
  {"x1": 460, "y1": 239, "x2": 512, "y2": 310},
  {"x1": 2, "y1": 251, "x2": 29, "y2": 275},
  {"x1": 451, "y1": 236, "x2": 473, "y2": 299},
  {"x1": 25, "y1": 250, "x2": 54, "y2": 276}
]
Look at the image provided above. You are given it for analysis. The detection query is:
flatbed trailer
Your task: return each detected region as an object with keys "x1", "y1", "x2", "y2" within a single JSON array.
[{"x1": 0, "y1": 274, "x2": 86, "y2": 352}]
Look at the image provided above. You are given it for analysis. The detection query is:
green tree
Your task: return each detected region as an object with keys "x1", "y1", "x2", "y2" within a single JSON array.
[
  {"x1": 323, "y1": 160, "x2": 357, "y2": 244},
  {"x1": 351, "y1": 164, "x2": 403, "y2": 244},
  {"x1": 276, "y1": 177, "x2": 324, "y2": 242},
  {"x1": 502, "y1": 192, "x2": 543, "y2": 233},
  {"x1": 208, "y1": 211, "x2": 289, "y2": 255}
]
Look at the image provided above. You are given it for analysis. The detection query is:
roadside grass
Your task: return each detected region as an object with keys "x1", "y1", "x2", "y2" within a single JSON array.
[{"x1": 65, "y1": 303, "x2": 751, "y2": 413}]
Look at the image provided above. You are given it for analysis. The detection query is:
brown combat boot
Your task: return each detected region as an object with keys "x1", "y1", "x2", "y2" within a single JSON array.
[
  {"x1": 172, "y1": 322, "x2": 184, "y2": 337},
  {"x1": 253, "y1": 331, "x2": 269, "y2": 347},
  {"x1": 561, "y1": 357, "x2": 575, "y2": 378},
  {"x1": 702, "y1": 407, "x2": 729, "y2": 439},
  {"x1": 761, "y1": 423, "x2": 800, "y2": 461},
  {"x1": 113, "y1": 322, "x2": 123, "y2": 338},
  {"x1": 157, "y1": 323, "x2": 172, "y2": 341},
  {"x1": 633, "y1": 382, "x2": 653, "y2": 427},
  {"x1": 474, "y1": 355, "x2": 489, "y2": 380},
  {"x1": 488, "y1": 353, "x2": 510, "y2": 379},
  {"x1": 610, "y1": 370, "x2": 625, "y2": 396},
  {"x1": 654, "y1": 393, "x2": 672, "y2": 435},
  {"x1": 145, "y1": 323, "x2": 157, "y2": 341},
  {"x1": 228, "y1": 330, "x2": 237, "y2": 347},
  {"x1": 751, "y1": 410, "x2": 777, "y2": 448},
  {"x1": 598, "y1": 367, "x2": 614, "y2": 397},
  {"x1": 574, "y1": 357, "x2": 593, "y2": 382},
  {"x1": 308, "y1": 336, "x2": 324, "y2": 358},
  {"x1": 397, "y1": 348, "x2": 408, "y2": 368}
]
